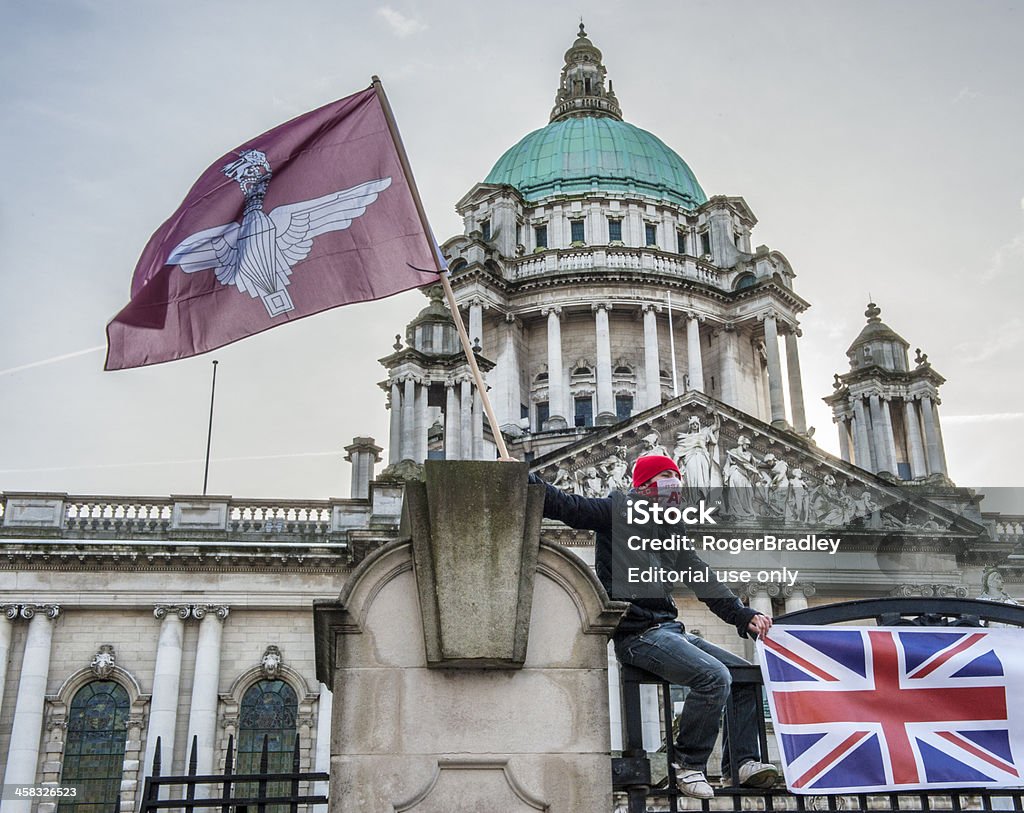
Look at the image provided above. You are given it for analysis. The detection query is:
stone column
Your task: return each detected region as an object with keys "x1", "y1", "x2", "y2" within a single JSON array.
[
  {"x1": 762, "y1": 313, "x2": 787, "y2": 426},
  {"x1": 784, "y1": 328, "x2": 807, "y2": 433},
  {"x1": 594, "y1": 304, "x2": 615, "y2": 424},
  {"x1": 185, "y1": 605, "x2": 229, "y2": 782},
  {"x1": 868, "y1": 394, "x2": 893, "y2": 474},
  {"x1": 460, "y1": 379, "x2": 473, "y2": 459},
  {"x1": 416, "y1": 380, "x2": 429, "y2": 463},
  {"x1": 344, "y1": 438, "x2": 382, "y2": 500},
  {"x1": 837, "y1": 418, "x2": 852, "y2": 463},
  {"x1": 719, "y1": 324, "x2": 739, "y2": 407},
  {"x1": 880, "y1": 398, "x2": 900, "y2": 476},
  {"x1": 685, "y1": 313, "x2": 705, "y2": 392},
  {"x1": 0, "y1": 605, "x2": 16, "y2": 721},
  {"x1": 388, "y1": 381, "x2": 402, "y2": 465},
  {"x1": 468, "y1": 299, "x2": 484, "y2": 349},
  {"x1": 641, "y1": 305, "x2": 660, "y2": 409},
  {"x1": 904, "y1": 399, "x2": 928, "y2": 479},
  {"x1": 503, "y1": 314, "x2": 522, "y2": 432},
  {"x1": 313, "y1": 684, "x2": 333, "y2": 813},
  {"x1": 920, "y1": 395, "x2": 946, "y2": 475},
  {"x1": 472, "y1": 387, "x2": 485, "y2": 459},
  {"x1": 748, "y1": 586, "x2": 775, "y2": 618},
  {"x1": 4, "y1": 605, "x2": 60, "y2": 810},
  {"x1": 933, "y1": 399, "x2": 949, "y2": 476},
  {"x1": 401, "y1": 377, "x2": 416, "y2": 461},
  {"x1": 852, "y1": 397, "x2": 874, "y2": 472},
  {"x1": 784, "y1": 583, "x2": 815, "y2": 614},
  {"x1": 144, "y1": 606, "x2": 188, "y2": 782},
  {"x1": 444, "y1": 382, "x2": 461, "y2": 460},
  {"x1": 544, "y1": 308, "x2": 567, "y2": 429}
]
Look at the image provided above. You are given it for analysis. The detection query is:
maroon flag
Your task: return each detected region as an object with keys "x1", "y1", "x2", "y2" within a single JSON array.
[{"x1": 105, "y1": 85, "x2": 441, "y2": 370}]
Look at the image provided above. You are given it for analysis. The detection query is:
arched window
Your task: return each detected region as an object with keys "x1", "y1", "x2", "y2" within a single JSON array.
[
  {"x1": 734, "y1": 273, "x2": 756, "y2": 291},
  {"x1": 237, "y1": 679, "x2": 298, "y2": 811},
  {"x1": 58, "y1": 681, "x2": 130, "y2": 812}
]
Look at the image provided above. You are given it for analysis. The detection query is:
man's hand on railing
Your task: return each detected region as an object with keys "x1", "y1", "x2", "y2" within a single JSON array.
[{"x1": 747, "y1": 614, "x2": 773, "y2": 639}]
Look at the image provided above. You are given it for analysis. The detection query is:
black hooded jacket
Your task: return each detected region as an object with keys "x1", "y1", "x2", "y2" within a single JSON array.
[{"x1": 530, "y1": 475, "x2": 759, "y2": 641}]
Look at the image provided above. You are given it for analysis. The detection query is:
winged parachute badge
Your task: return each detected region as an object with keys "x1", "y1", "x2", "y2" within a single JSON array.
[
  {"x1": 105, "y1": 84, "x2": 440, "y2": 370},
  {"x1": 168, "y1": 149, "x2": 391, "y2": 318}
]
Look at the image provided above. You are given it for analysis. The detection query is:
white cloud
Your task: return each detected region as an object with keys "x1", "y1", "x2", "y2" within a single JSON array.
[
  {"x1": 943, "y1": 413, "x2": 1024, "y2": 425},
  {"x1": 953, "y1": 317, "x2": 1024, "y2": 363},
  {"x1": 983, "y1": 231, "x2": 1024, "y2": 281},
  {"x1": 951, "y1": 86, "x2": 981, "y2": 104},
  {"x1": 376, "y1": 6, "x2": 427, "y2": 38}
]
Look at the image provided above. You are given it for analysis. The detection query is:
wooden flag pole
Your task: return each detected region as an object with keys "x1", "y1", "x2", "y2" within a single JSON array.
[{"x1": 372, "y1": 76, "x2": 515, "y2": 462}]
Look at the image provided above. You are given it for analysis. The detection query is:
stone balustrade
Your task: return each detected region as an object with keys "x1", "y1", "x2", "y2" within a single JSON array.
[{"x1": 510, "y1": 246, "x2": 721, "y2": 285}]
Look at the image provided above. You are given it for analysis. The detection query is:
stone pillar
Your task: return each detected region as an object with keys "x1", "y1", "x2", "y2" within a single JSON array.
[
  {"x1": 444, "y1": 383, "x2": 461, "y2": 460},
  {"x1": 401, "y1": 377, "x2": 416, "y2": 462},
  {"x1": 852, "y1": 397, "x2": 874, "y2": 472},
  {"x1": 503, "y1": 314, "x2": 522, "y2": 432},
  {"x1": 594, "y1": 304, "x2": 615, "y2": 424},
  {"x1": 784, "y1": 328, "x2": 807, "y2": 433},
  {"x1": 4, "y1": 605, "x2": 60, "y2": 810},
  {"x1": 144, "y1": 606, "x2": 188, "y2": 782},
  {"x1": 313, "y1": 684, "x2": 333, "y2": 813},
  {"x1": 784, "y1": 583, "x2": 815, "y2": 614},
  {"x1": 903, "y1": 400, "x2": 927, "y2": 478},
  {"x1": 468, "y1": 299, "x2": 484, "y2": 349},
  {"x1": 879, "y1": 398, "x2": 900, "y2": 476},
  {"x1": 868, "y1": 394, "x2": 893, "y2": 474},
  {"x1": 416, "y1": 380, "x2": 429, "y2": 463},
  {"x1": 749, "y1": 586, "x2": 775, "y2": 618},
  {"x1": 933, "y1": 399, "x2": 949, "y2": 476},
  {"x1": 920, "y1": 395, "x2": 946, "y2": 475},
  {"x1": 0, "y1": 605, "x2": 16, "y2": 721},
  {"x1": 641, "y1": 305, "x2": 660, "y2": 409},
  {"x1": 762, "y1": 313, "x2": 787, "y2": 427},
  {"x1": 685, "y1": 313, "x2": 705, "y2": 392},
  {"x1": 388, "y1": 381, "x2": 402, "y2": 465},
  {"x1": 472, "y1": 387, "x2": 484, "y2": 460},
  {"x1": 837, "y1": 418, "x2": 852, "y2": 463},
  {"x1": 544, "y1": 307, "x2": 567, "y2": 429},
  {"x1": 720, "y1": 324, "x2": 739, "y2": 407},
  {"x1": 185, "y1": 605, "x2": 228, "y2": 782},
  {"x1": 344, "y1": 437, "x2": 382, "y2": 500},
  {"x1": 460, "y1": 379, "x2": 473, "y2": 459}
]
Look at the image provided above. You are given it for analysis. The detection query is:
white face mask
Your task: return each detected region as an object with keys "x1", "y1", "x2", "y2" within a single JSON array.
[{"x1": 656, "y1": 477, "x2": 683, "y2": 506}]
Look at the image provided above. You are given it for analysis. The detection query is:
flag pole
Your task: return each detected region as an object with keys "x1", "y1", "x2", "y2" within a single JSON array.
[
  {"x1": 372, "y1": 76, "x2": 515, "y2": 462},
  {"x1": 202, "y1": 360, "x2": 218, "y2": 495}
]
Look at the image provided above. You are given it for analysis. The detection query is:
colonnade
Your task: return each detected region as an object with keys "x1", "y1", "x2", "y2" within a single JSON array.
[{"x1": 836, "y1": 392, "x2": 947, "y2": 478}]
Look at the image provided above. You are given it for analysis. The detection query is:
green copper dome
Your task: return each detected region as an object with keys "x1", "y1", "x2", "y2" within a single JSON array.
[{"x1": 484, "y1": 117, "x2": 707, "y2": 209}]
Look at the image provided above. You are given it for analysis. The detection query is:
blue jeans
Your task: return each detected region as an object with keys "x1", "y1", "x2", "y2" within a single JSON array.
[{"x1": 615, "y1": 621, "x2": 761, "y2": 775}]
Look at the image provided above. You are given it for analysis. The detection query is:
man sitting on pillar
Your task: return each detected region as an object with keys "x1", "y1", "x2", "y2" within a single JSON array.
[{"x1": 530, "y1": 455, "x2": 777, "y2": 799}]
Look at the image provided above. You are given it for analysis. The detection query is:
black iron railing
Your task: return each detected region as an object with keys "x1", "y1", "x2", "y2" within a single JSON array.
[
  {"x1": 138, "y1": 733, "x2": 328, "y2": 812},
  {"x1": 614, "y1": 597, "x2": 1024, "y2": 813}
]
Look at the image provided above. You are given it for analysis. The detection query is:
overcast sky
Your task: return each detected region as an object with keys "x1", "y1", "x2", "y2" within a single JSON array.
[{"x1": 1, "y1": 0, "x2": 1022, "y2": 501}]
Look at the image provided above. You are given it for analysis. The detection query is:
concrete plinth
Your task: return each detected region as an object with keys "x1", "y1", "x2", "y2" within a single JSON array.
[{"x1": 314, "y1": 460, "x2": 626, "y2": 812}]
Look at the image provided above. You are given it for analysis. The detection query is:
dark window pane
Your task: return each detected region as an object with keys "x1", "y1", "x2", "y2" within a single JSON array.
[
  {"x1": 58, "y1": 681, "x2": 130, "y2": 813},
  {"x1": 677, "y1": 231, "x2": 687, "y2": 254},
  {"x1": 570, "y1": 220, "x2": 585, "y2": 243},
  {"x1": 480, "y1": 220, "x2": 490, "y2": 240},
  {"x1": 536, "y1": 401, "x2": 549, "y2": 430},
  {"x1": 700, "y1": 230, "x2": 712, "y2": 256},
  {"x1": 574, "y1": 397, "x2": 593, "y2": 427},
  {"x1": 615, "y1": 395, "x2": 634, "y2": 421},
  {"x1": 608, "y1": 219, "x2": 622, "y2": 242},
  {"x1": 236, "y1": 679, "x2": 298, "y2": 813},
  {"x1": 645, "y1": 223, "x2": 657, "y2": 246},
  {"x1": 535, "y1": 225, "x2": 547, "y2": 249}
]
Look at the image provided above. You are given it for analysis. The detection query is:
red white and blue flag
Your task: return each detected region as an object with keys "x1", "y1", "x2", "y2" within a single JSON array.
[{"x1": 759, "y1": 626, "x2": 1024, "y2": 793}]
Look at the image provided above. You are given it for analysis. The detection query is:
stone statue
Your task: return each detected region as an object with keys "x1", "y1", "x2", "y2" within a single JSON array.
[
  {"x1": 784, "y1": 468, "x2": 812, "y2": 523},
  {"x1": 980, "y1": 568, "x2": 1018, "y2": 605},
  {"x1": 673, "y1": 413, "x2": 720, "y2": 500},
  {"x1": 722, "y1": 435, "x2": 758, "y2": 519},
  {"x1": 600, "y1": 446, "x2": 631, "y2": 493},
  {"x1": 639, "y1": 431, "x2": 669, "y2": 458},
  {"x1": 757, "y1": 454, "x2": 789, "y2": 518}
]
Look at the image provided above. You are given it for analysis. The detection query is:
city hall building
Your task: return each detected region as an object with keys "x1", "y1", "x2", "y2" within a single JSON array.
[{"x1": 1, "y1": 25, "x2": 1021, "y2": 812}]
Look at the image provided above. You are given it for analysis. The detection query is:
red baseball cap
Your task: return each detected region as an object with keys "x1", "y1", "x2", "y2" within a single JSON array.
[{"x1": 631, "y1": 455, "x2": 680, "y2": 488}]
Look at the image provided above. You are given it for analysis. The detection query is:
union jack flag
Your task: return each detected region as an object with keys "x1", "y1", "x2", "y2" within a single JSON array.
[{"x1": 759, "y1": 626, "x2": 1024, "y2": 793}]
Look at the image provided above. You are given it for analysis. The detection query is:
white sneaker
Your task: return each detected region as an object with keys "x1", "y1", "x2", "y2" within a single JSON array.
[
  {"x1": 673, "y1": 766, "x2": 715, "y2": 799},
  {"x1": 737, "y1": 760, "x2": 779, "y2": 788}
]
